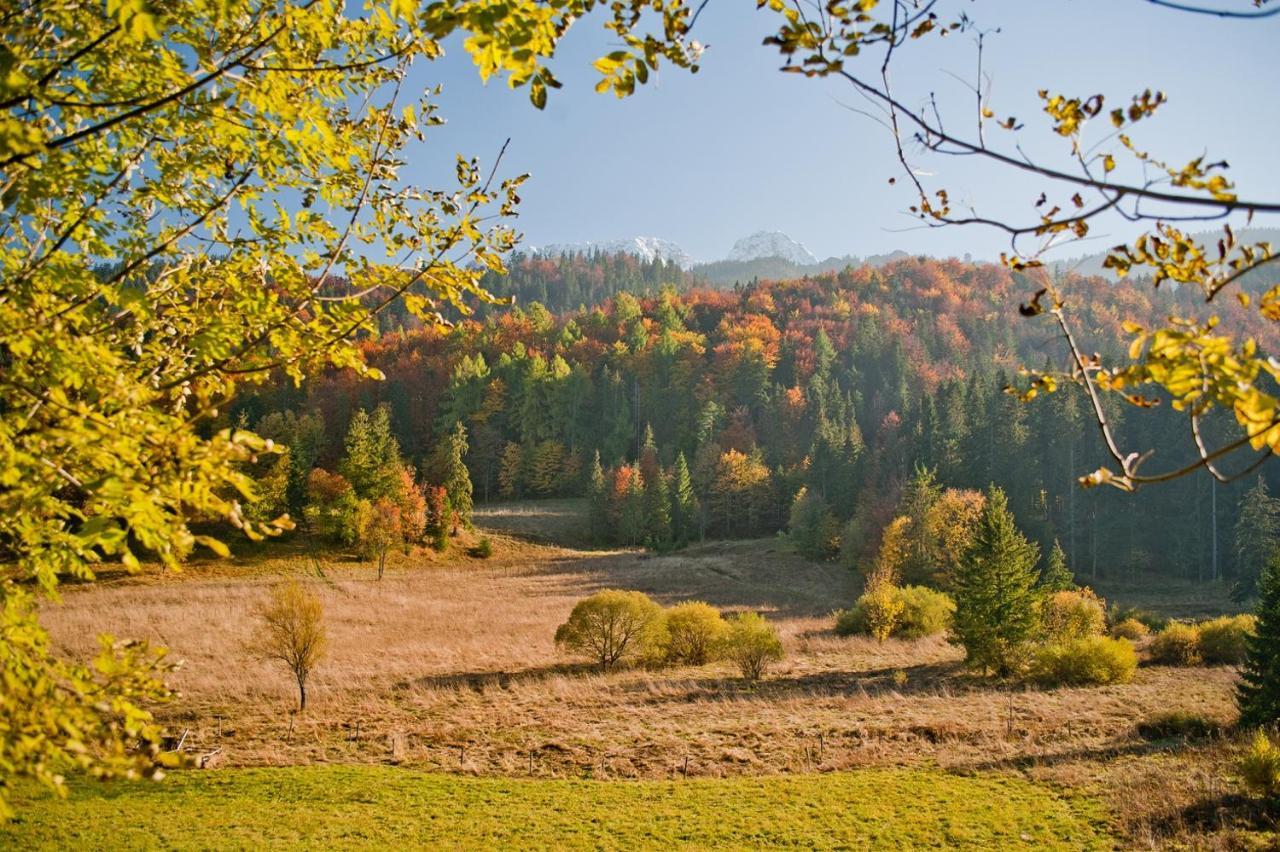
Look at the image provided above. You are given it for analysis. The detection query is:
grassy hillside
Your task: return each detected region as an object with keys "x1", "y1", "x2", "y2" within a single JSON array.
[{"x1": 1, "y1": 766, "x2": 1110, "y2": 850}]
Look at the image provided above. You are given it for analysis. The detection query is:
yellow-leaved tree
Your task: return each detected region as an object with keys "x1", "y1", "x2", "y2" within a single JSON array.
[{"x1": 0, "y1": 0, "x2": 703, "y2": 816}]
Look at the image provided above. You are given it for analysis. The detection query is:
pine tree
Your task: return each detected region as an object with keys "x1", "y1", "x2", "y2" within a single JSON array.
[
  {"x1": 339, "y1": 406, "x2": 402, "y2": 500},
  {"x1": 441, "y1": 421, "x2": 473, "y2": 532},
  {"x1": 588, "y1": 450, "x2": 609, "y2": 545},
  {"x1": 1039, "y1": 539, "x2": 1076, "y2": 592},
  {"x1": 643, "y1": 468, "x2": 672, "y2": 549},
  {"x1": 1233, "y1": 477, "x2": 1280, "y2": 601},
  {"x1": 1239, "y1": 553, "x2": 1280, "y2": 729},
  {"x1": 619, "y1": 468, "x2": 646, "y2": 546},
  {"x1": 670, "y1": 451, "x2": 698, "y2": 545},
  {"x1": 951, "y1": 486, "x2": 1042, "y2": 676}
]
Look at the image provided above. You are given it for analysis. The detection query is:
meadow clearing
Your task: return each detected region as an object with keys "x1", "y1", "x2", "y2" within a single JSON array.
[{"x1": 4, "y1": 501, "x2": 1272, "y2": 849}]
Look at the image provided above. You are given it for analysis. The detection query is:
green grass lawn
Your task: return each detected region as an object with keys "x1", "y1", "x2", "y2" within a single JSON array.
[{"x1": 1, "y1": 765, "x2": 1111, "y2": 850}]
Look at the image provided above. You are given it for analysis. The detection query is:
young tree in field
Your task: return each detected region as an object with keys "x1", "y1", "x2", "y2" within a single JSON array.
[
  {"x1": 588, "y1": 451, "x2": 610, "y2": 545},
  {"x1": 0, "y1": 0, "x2": 702, "y2": 811},
  {"x1": 1239, "y1": 554, "x2": 1280, "y2": 730},
  {"x1": 304, "y1": 470, "x2": 362, "y2": 546},
  {"x1": 554, "y1": 590, "x2": 666, "y2": 670},
  {"x1": 670, "y1": 452, "x2": 699, "y2": 545},
  {"x1": 1040, "y1": 540, "x2": 1077, "y2": 593},
  {"x1": 253, "y1": 581, "x2": 327, "y2": 712},
  {"x1": 722, "y1": 612, "x2": 785, "y2": 682},
  {"x1": 1233, "y1": 478, "x2": 1280, "y2": 601},
  {"x1": 440, "y1": 422, "x2": 474, "y2": 533},
  {"x1": 391, "y1": 468, "x2": 428, "y2": 546},
  {"x1": 359, "y1": 498, "x2": 404, "y2": 580},
  {"x1": 951, "y1": 487, "x2": 1042, "y2": 676}
]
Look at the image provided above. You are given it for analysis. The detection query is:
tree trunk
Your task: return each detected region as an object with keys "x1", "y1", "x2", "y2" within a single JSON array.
[{"x1": 297, "y1": 675, "x2": 307, "y2": 711}]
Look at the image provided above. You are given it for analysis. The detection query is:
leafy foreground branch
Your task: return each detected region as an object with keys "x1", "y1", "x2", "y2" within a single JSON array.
[
  {"x1": 761, "y1": 0, "x2": 1280, "y2": 489},
  {"x1": 0, "y1": 0, "x2": 702, "y2": 816}
]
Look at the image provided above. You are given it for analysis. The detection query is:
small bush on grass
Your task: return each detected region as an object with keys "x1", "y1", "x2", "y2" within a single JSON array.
[
  {"x1": 1042, "y1": 588, "x2": 1106, "y2": 642},
  {"x1": 1029, "y1": 635, "x2": 1137, "y2": 687},
  {"x1": 467, "y1": 537, "x2": 494, "y2": 559},
  {"x1": 1108, "y1": 604, "x2": 1169, "y2": 633},
  {"x1": 663, "y1": 602, "x2": 728, "y2": 666},
  {"x1": 554, "y1": 590, "x2": 666, "y2": 671},
  {"x1": 834, "y1": 586, "x2": 954, "y2": 640},
  {"x1": 1136, "y1": 710, "x2": 1222, "y2": 741},
  {"x1": 1110, "y1": 618, "x2": 1150, "y2": 641},
  {"x1": 1149, "y1": 622, "x2": 1202, "y2": 666},
  {"x1": 1240, "y1": 730, "x2": 1280, "y2": 799},
  {"x1": 721, "y1": 612, "x2": 784, "y2": 681},
  {"x1": 1197, "y1": 614, "x2": 1256, "y2": 665}
]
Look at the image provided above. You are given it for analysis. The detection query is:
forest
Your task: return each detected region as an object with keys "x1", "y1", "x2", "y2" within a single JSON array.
[{"x1": 235, "y1": 253, "x2": 1280, "y2": 594}]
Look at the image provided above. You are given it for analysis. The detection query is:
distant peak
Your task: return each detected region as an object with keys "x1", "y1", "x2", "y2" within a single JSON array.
[
  {"x1": 528, "y1": 236, "x2": 694, "y2": 269},
  {"x1": 726, "y1": 231, "x2": 817, "y2": 266}
]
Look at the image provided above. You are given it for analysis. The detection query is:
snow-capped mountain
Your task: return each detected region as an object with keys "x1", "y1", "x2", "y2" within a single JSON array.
[
  {"x1": 726, "y1": 231, "x2": 817, "y2": 266},
  {"x1": 530, "y1": 237, "x2": 694, "y2": 269}
]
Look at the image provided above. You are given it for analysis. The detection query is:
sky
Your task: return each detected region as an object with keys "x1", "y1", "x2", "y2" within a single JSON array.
[{"x1": 408, "y1": 0, "x2": 1279, "y2": 264}]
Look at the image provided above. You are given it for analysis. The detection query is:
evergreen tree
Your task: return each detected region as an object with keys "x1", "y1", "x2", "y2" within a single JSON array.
[
  {"x1": 951, "y1": 486, "x2": 1042, "y2": 676},
  {"x1": 1233, "y1": 477, "x2": 1280, "y2": 601},
  {"x1": 643, "y1": 468, "x2": 672, "y2": 549},
  {"x1": 670, "y1": 451, "x2": 698, "y2": 544},
  {"x1": 339, "y1": 406, "x2": 402, "y2": 500},
  {"x1": 619, "y1": 469, "x2": 646, "y2": 546},
  {"x1": 1039, "y1": 539, "x2": 1076, "y2": 592},
  {"x1": 1239, "y1": 553, "x2": 1280, "y2": 729},
  {"x1": 588, "y1": 450, "x2": 610, "y2": 545},
  {"x1": 788, "y1": 486, "x2": 838, "y2": 560},
  {"x1": 441, "y1": 421, "x2": 473, "y2": 532}
]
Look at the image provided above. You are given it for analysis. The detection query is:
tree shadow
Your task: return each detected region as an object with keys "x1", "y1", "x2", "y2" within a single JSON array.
[{"x1": 413, "y1": 662, "x2": 597, "y2": 692}]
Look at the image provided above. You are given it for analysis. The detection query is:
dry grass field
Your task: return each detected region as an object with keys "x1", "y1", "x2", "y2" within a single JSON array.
[{"x1": 33, "y1": 510, "x2": 1277, "y2": 848}]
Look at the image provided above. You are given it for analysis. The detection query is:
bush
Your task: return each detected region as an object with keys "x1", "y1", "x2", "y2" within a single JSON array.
[
  {"x1": 1029, "y1": 635, "x2": 1137, "y2": 687},
  {"x1": 554, "y1": 590, "x2": 666, "y2": 671},
  {"x1": 1240, "y1": 730, "x2": 1280, "y2": 799},
  {"x1": 468, "y1": 537, "x2": 494, "y2": 559},
  {"x1": 1196, "y1": 614, "x2": 1256, "y2": 665},
  {"x1": 859, "y1": 580, "x2": 903, "y2": 642},
  {"x1": 835, "y1": 585, "x2": 954, "y2": 641},
  {"x1": 1042, "y1": 588, "x2": 1106, "y2": 642},
  {"x1": 721, "y1": 612, "x2": 784, "y2": 681},
  {"x1": 1136, "y1": 710, "x2": 1222, "y2": 741},
  {"x1": 1110, "y1": 618, "x2": 1150, "y2": 641},
  {"x1": 663, "y1": 602, "x2": 728, "y2": 665},
  {"x1": 1149, "y1": 622, "x2": 1202, "y2": 666},
  {"x1": 894, "y1": 586, "x2": 955, "y2": 639},
  {"x1": 1108, "y1": 604, "x2": 1168, "y2": 633}
]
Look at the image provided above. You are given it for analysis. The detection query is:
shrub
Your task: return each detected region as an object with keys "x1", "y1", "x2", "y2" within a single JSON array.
[
  {"x1": 894, "y1": 586, "x2": 955, "y2": 639},
  {"x1": 1042, "y1": 588, "x2": 1106, "y2": 642},
  {"x1": 1149, "y1": 622, "x2": 1202, "y2": 666},
  {"x1": 836, "y1": 585, "x2": 954, "y2": 641},
  {"x1": 1196, "y1": 614, "x2": 1256, "y2": 665},
  {"x1": 1240, "y1": 730, "x2": 1280, "y2": 799},
  {"x1": 1110, "y1": 618, "x2": 1150, "y2": 641},
  {"x1": 721, "y1": 612, "x2": 784, "y2": 681},
  {"x1": 554, "y1": 590, "x2": 666, "y2": 671},
  {"x1": 1029, "y1": 635, "x2": 1137, "y2": 687},
  {"x1": 860, "y1": 580, "x2": 903, "y2": 642},
  {"x1": 468, "y1": 537, "x2": 494, "y2": 559},
  {"x1": 1108, "y1": 604, "x2": 1168, "y2": 633},
  {"x1": 1136, "y1": 710, "x2": 1222, "y2": 741},
  {"x1": 663, "y1": 602, "x2": 728, "y2": 666}
]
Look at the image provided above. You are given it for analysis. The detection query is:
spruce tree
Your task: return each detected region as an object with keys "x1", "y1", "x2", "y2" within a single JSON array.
[
  {"x1": 1039, "y1": 539, "x2": 1076, "y2": 592},
  {"x1": 619, "y1": 470, "x2": 646, "y2": 546},
  {"x1": 441, "y1": 421, "x2": 473, "y2": 532},
  {"x1": 1239, "y1": 553, "x2": 1280, "y2": 729},
  {"x1": 587, "y1": 451, "x2": 610, "y2": 545},
  {"x1": 670, "y1": 451, "x2": 698, "y2": 545},
  {"x1": 1233, "y1": 477, "x2": 1280, "y2": 601},
  {"x1": 951, "y1": 486, "x2": 1042, "y2": 676},
  {"x1": 643, "y1": 468, "x2": 672, "y2": 549},
  {"x1": 339, "y1": 406, "x2": 403, "y2": 500}
]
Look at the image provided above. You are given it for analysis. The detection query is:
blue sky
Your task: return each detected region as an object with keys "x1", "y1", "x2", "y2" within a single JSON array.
[{"x1": 411, "y1": 0, "x2": 1279, "y2": 263}]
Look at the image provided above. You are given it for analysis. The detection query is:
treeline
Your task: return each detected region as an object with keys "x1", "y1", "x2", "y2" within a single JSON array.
[{"x1": 235, "y1": 256, "x2": 1280, "y2": 591}]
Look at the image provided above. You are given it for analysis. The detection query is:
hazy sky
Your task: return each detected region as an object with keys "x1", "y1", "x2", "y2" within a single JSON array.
[{"x1": 411, "y1": 0, "x2": 1279, "y2": 263}]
